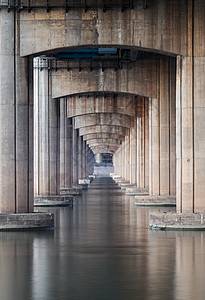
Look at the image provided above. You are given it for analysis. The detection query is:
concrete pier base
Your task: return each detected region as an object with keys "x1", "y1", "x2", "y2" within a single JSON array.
[
  {"x1": 149, "y1": 213, "x2": 205, "y2": 230},
  {"x1": 135, "y1": 195, "x2": 176, "y2": 206},
  {"x1": 0, "y1": 213, "x2": 54, "y2": 231},
  {"x1": 60, "y1": 188, "x2": 82, "y2": 196},
  {"x1": 34, "y1": 196, "x2": 73, "y2": 207},
  {"x1": 125, "y1": 188, "x2": 149, "y2": 196}
]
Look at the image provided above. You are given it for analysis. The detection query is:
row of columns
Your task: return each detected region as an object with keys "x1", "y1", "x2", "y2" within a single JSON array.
[
  {"x1": 113, "y1": 58, "x2": 176, "y2": 199},
  {"x1": 34, "y1": 62, "x2": 95, "y2": 198}
]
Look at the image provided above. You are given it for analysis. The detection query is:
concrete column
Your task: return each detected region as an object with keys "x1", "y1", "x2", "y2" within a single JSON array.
[
  {"x1": 148, "y1": 58, "x2": 176, "y2": 197},
  {"x1": 125, "y1": 130, "x2": 130, "y2": 182},
  {"x1": 144, "y1": 98, "x2": 149, "y2": 189},
  {"x1": 150, "y1": 1, "x2": 205, "y2": 229},
  {"x1": 121, "y1": 141, "x2": 125, "y2": 179},
  {"x1": 72, "y1": 118, "x2": 78, "y2": 185},
  {"x1": 140, "y1": 99, "x2": 145, "y2": 188},
  {"x1": 0, "y1": 10, "x2": 33, "y2": 213},
  {"x1": 159, "y1": 58, "x2": 170, "y2": 195},
  {"x1": 77, "y1": 135, "x2": 82, "y2": 180},
  {"x1": 130, "y1": 119, "x2": 137, "y2": 184},
  {"x1": 137, "y1": 118, "x2": 142, "y2": 188},
  {"x1": 34, "y1": 59, "x2": 60, "y2": 196},
  {"x1": 149, "y1": 96, "x2": 159, "y2": 195},
  {"x1": 169, "y1": 58, "x2": 176, "y2": 196},
  {"x1": 82, "y1": 141, "x2": 87, "y2": 178},
  {"x1": 60, "y1": 100, "x2": 72, "y2": 188}
]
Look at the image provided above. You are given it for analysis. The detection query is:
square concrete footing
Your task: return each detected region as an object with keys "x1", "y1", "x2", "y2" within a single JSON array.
[
  {"x1": 34, "y1": 195, "x2": 73, "y2": 207},
  {"x1": 149, "y1": 212, "x2": 205, "y2": 230},
  {"x1": 135, "y1": 195, "x2": 176, "y2": 206},
  {"x1": 0, "y1": 213, "x2": 54, "y2": 230},
  {"x1": 125, "y1": 187, "x2": 149, "y2": 195},
  {"x1": 60, "y1": 188, "x2": 82, "y2": 196}
]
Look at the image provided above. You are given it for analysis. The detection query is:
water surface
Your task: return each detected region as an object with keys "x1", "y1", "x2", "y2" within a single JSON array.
[{"x1": 0, "y1": 177, "x2": 205, "y2": 300}]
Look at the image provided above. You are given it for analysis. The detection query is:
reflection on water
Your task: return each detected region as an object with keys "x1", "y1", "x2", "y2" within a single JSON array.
[{"x1": 0, "y1": 177, "x2": 205, "y2": 300}]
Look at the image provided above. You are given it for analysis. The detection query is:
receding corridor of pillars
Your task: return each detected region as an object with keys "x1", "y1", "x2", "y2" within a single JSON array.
[{"x1": 0, "y1": 0, "x2": 205, "y2": 229}]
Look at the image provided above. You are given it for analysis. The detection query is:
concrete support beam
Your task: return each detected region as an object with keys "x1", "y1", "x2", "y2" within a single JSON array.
[
  {"x1": 67, "y1": 94, "x2": 138, "y2": 118},
  {"x1": 74, "y1": 113, "x2": 133, "y2": 129},
  {"x1": 79, "y1": 125, "x2": 128, "y2": 137},
  {"x1": 83, "y1": 133, "x2": 125, "y2": 142}
]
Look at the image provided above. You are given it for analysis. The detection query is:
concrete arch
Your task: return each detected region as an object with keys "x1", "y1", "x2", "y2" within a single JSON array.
[
  {"x1": 52, "y1": 59, "x2": 157, "y2": 99},
  {"x1": 79, "y1": 125, "x2": 128, "y2": 136},
  {"x1": 91, "y1": 146, "x2": 119, "y2": 154},
  {"x1": 83, "y1": 133, "x2": 125, "y2": 142},
  {"x1": 20, "y1": 2, "x2": 188, "y2": 57},
  {"x1": 67, "y1": 94, "x2": 141, "y2": 118},
  {"x1": 87, "y1": 139, "x2": 121, "y2": 147},
  {"x1": 74, "y1": 113, "x2": 134, "y2": 129}
]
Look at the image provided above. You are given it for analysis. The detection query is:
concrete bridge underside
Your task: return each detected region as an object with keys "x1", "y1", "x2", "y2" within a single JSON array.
[{"x1": 0, "y1": 0, "x2": 205, "y2": 229}]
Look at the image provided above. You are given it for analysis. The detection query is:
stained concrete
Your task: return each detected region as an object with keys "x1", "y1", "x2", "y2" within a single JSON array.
[
  {"x1": 0, "y1": 213, "x2": 54, "y2": 230},
  {"x1": 150, "y1": 213, "x2": 205, "y2": 230},
  {"x1": 34, "y1": 196, "x2": 73, "y2": 207}
]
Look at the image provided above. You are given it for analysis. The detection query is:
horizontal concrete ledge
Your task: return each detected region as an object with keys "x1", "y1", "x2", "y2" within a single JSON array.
[
  {"x1": 149, "y1": 212, "x2": 205, "y2": 231},
  {"x1": 34, "y1": 195, "x2": 73, "y2": 207},
  {"x1": 135, "y1": 195, "x2": 176, "y2": 206},
  {"x1": 125, "y1": 188, "x2": 149, "y2": 195},
  {"x1": 0, "y1": 213, "x2": 54, "y2": 231},
  {"x1": 127, "y1": 192, "x2": 149, "y2": 196},
  {"x1": 60, "y1": 188, "x2": 82, "y2": 196}
]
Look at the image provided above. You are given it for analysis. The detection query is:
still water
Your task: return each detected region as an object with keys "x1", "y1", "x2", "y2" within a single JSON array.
[{"x1": 0, "y1": 177, "x2": 205, "y2": 300}]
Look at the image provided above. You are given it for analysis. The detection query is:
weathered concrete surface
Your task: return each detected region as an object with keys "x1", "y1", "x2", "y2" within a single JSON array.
[
  {"x1": 34, "y1": 61, "x2": 60, "y2": 196},
  {"x1": 20, "y1": 1, "x2": 189, "y2": 56},
  {"x1": 0, "y1": 213, "x2": 54, "y2": 230},
  {"x1": 83, "y1": 133, "x2": 125, "y2": 142},
  {"x1": 60, "y1": 100, "x2": 72, "y2": 189},
  {"x1": 135, "y1": 196, "x2": 176, "y2": 206},
  {"x1": 67, "y1": 94, "x2": 140, "y2": 118},
  {"x1": 79, "y1": 125, "x2": 128, "y2": 136},
  {"x1": 52, "y1": 60, "x2": 157, "y2": 99},
  {"x1": 75, "y1": 113, "x2": 134, "y2": 129},
  {"x1": 60, "y1": 188, "x2": 82, "y2": 196},
  {"x1": 34, "y1": 195, "x2": 73, "y2": 207},
  {"x1": 150, "y1": 213, "x2": 205, "y2": 230},
  {"x1": 0, "y1": 10, "x2": 34, "y2": 213}
]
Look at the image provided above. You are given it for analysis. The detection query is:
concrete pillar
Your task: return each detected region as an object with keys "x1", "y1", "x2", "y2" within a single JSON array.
[
  {"x1": 150, "y1": 1, "x2": 205, "y2": 229},
  {"x1": 77, "y1": 135, "x2": 82, "y2": 180},
  {"x1": 34, "y1": 59, "x2": 60, "y2": 196},
  {"x1": 144, "y1": 98, "x2": 149, "y2": 189},
  {"x1": 169, "y1": 58, "x2": 176, "y2": 196},
  {"x1": 121, "y1": 141, "x2": 125, "y2": 179},
  {"x1": 137, "y1": 118, "x2": 142, "y2": 188},
  {"x1": 0, "y1": 10, "x2": 33, "y2": 213},
  {"x1": 140, "y1": 99, "x2": 145, "y2": 188},
  {"x1": 130, "y1": 119, "x2": 137, "y2": 184},
  {"x1": 148, "y1": 58, "x2": 176, "y2": 197},
  {"x1": 82, "y1": 141, "x2": 87, "y2": 178},
  {"x1": 125, "y1": 130, "x2": 130, "y2": 181},
  {"x1": 72, "y1": 118, "x2": 78, "y2": 185},
  {"x1": 60, "y1": 100, "x2": 72, "y2": 188}
]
